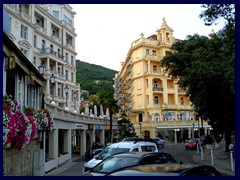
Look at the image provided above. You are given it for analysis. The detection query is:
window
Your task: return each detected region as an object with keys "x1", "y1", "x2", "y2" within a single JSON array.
[
  {"x1": 164, "y1": 111, "x2": 175, "y2": 121},
  {"x1": 42, "y1": 40, "x2": 45, "y2": 52},
  {"x1": 66, "y1": 70, "x2": 68, "y2": 80},
  {"x1": 53, "y1": 10, "x2": 59, "y2": 20},
  {"x1": 154, "y1": 113, "x2": 160, "y2": 121},
  {"x1": 34, "y1": 35, "x2": 37, "y2": 47},
  {"x1": 71, "y1": 56, "x2": 74, "y2": 65},
  {"x1": 154, "y1": 96, "x2": 159, "y2": 104},
  {"x1": 71, "y1": 72, "x2": 74, "y2": 82},
  {"x1": 146, "y1": 49, "x2": 149, "y2": 55},
  {"x1": 33, "y1": 56, "x2": 36, "y2": 64},
  {"x1": 58, "y1": 49, "x2": 61, "y2": 58},
  {"x1": 153, "y1": 65, "x2": 157, "y2": 72},
  {"x1": 20, "y1": 48, "x2": 27, "y2": 55},
  {"x1": 152, "y1": 50, "x2": 156, "y2": 56},
  {"x1": 50, "y1": 44, "x2": 54, "y2": 54},
  {"x1": 21, "y1": 24, "x2": 28, "y2": 39},
  {"x1": 64, "y1": 15, "x2": 72, "y2": 26},
  {"x1": 180, "y1": 97, "x2": 184, "y2": 105},
  {"x1": 153, "y1": 81, "x2": 158, "y2": 89},
  {"x1": 65, "y1": 52, "x2": 68, "y2": 61}
]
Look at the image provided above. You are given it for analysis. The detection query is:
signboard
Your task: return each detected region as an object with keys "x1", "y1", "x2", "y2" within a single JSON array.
[
  {"x1": 95, "y1": 125, "x2": 101, "y2": 130},
  {"x1": 106, "y1": 125, "x2": 110, "y2": 130},
  {"x1": 75, "y1": 123, "x2": 83, "y2": 129}
]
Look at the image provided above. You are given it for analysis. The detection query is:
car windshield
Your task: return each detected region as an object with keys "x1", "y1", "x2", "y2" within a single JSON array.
[
  {"x1": 95, "y1": 148, "x2": 130, "y2": 160},
  {"x1": 91, "y1": 156, "x2": 140, "y2": 173}
]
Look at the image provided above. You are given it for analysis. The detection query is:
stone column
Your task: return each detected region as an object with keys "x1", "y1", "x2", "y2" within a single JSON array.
[
  {"x1": 80, "y1": 130, "x2": 86, "y2": 157},
  {"x1": 100, "y1": 129, "x2": 105, "y2": 145},
  {"x1": 48, "y1": 129, "x2": 58, "y2": 159}
]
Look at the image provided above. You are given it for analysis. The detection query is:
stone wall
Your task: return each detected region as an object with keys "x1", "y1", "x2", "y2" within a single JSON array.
[{"x1": 3, "y1": 140, "x2": 39, "y2": 176}]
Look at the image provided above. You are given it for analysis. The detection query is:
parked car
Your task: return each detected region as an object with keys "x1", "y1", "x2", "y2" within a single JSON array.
[
  {"x1": 121, "y1": 137, "x2": 143, "y2": 142},
  {"x1": 106, "y1": 164, "x2": 221, "y2": 176},
  {"x1": 82, "y1": 151, "x2": 178, "y2": 176},
  {"x1": 83, "y1": 141, "x2": 158, "y2": 172},
  {"x1": 85, "y1": 148, "x2": 104, "y2": 160},
  {"x1": 185, "y1": 138, "x2": 201, "y2": 150},
  {"x1": 152, "y1": 138, "x2": 166, "y2": 148},
  {"x1": 200, "y1": 135, "x2": 214, "y2": 145}
]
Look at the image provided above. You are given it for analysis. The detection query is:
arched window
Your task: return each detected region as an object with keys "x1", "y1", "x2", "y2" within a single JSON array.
[{"x1": 166, "y1": 33, "x2": 170, "y2": 42}]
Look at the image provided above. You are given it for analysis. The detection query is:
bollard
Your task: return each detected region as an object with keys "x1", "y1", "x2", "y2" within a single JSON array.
[
  {"x1": 197, "y1": 143, "x2": 199, "y2": 154},
  {"x1": 230, "y1": 151, "x2": 234, "y2": 171},
  {"x1": 211, "y1": 148, "x2": 214, "y2": 165},
  {"x1": 201, "y1": 146, "x2": 203, "y2": 160}
]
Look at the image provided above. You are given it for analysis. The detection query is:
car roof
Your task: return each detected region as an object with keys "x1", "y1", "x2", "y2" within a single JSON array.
[
  {"x1": 112, "y1": 151, "x2": 172, "y2": 158},
  {"x1": 107, "y1": 164, "x2": 220, "y2": 176},
  {"x1": 109, "y1": 141, "x2": 156, "y2": 148}
]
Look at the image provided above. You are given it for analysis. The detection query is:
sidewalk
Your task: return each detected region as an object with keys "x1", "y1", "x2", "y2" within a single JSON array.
[{"x1": 193, "y1": 144, "x2": 235, "y2": 176}]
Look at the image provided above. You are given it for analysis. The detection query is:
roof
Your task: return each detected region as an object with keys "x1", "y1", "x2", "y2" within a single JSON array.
[{"x1": 3, "y1": 32, "x2": 45, "y2": 82}]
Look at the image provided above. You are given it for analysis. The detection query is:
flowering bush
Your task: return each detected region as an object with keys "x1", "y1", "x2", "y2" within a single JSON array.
[{"x1": 3, "y1": 95, "x2": 54, "y2": 150}]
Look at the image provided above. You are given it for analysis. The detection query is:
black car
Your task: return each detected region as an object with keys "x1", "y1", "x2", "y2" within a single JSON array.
[
  {"x1": 82, "y1": 151, "x2": 178, "y2": 176},
  {"x1": 106, "y1": 164, "x2": 221, "y2": 176}
]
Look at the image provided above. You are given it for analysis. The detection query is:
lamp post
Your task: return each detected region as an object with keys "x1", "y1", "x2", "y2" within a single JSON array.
[
  {"x1": 73, "y1": 90, "x2": 77, "y2": 113},
  {"x1": 139, "y1": 122, "x2": 142, "y2": 138},
  {"x1": 38, "y1": 63, "x2": 46, "y2": 149},
  {"x1": 50, "y1": 74, "x2": 56, "y2": 104},
  {"x1": 38, "y1": 63, "x2": 45, "y2": 109},
  {"x1": 64, "y1": 85, "x2": 69, "y2": 110}
]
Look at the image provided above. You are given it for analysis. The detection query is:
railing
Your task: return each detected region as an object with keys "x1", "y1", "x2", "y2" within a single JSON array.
[
  {"x1": 153, "y1": 87, "x2": 163, "y2": 92},
  {"x1": 45, "y1": 102, "x2": 117, "y2": 126}
]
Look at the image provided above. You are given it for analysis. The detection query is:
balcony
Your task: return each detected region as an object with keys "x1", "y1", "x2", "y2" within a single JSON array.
[
  {"x1": 152, "y1": 87, "x2": 163, "y2": 92},
  {"x1": 38, "y1": 48, "x2": 66, "y2": 62},
  {"x1": 52, "y1": 35, "x2": 61, "y2": 44},
  {"x1": 34, "y1": 23, "x2": 46, "y2": 33}
]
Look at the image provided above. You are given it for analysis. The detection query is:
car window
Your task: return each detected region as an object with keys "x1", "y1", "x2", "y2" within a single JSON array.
[
  {"x1": 96, "y1": 148, "x2": 130, "y2": 160},
  {"x1": 141, "y1": 145, "x2": 157, "y2": 152},
  {"x1": 92, "y1": 157, "x2": 140, "y2": 173},
  {"x1": 132, "y1": 148, "x2": 139, "y2": 152},
  {"x1": 140, "y1": 155, "x2": 159, "y2": 165}
]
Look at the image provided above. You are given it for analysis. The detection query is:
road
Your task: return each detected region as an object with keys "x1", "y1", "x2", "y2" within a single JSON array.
[{"x1": 46, "y1": 142, "x2": 228, "y2": 176}]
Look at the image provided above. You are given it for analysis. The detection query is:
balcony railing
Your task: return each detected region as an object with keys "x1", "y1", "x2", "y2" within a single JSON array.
[{"x1": 153, "y1": 87, "x2": 163, "y2": 92}]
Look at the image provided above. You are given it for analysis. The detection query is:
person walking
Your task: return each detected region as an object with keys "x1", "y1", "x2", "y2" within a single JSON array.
[{"x1": 229, "y1": 141, "x2": 235, "y2": 159}]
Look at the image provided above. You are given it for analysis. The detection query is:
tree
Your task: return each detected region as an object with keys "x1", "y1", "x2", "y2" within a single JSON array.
[
  {"x1": 97, "y1": 90, "x2": 119, "y2": 143},
  {"x1": 161, "y1": 4, "x2": 235, "y2": 151},
  {"x1": 117, "y1": 113, "x2": 136, "y2": 140}
]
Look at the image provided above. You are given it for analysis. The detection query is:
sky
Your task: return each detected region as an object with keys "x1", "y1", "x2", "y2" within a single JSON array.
[{"x1": 70, "y1": 4, "x2": 226, "y2": 71}]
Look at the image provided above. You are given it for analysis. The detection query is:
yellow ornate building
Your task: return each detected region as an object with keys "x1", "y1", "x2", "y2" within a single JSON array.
[{"x1": 114, "y1": 18, "x2": 211, "y2": 142}]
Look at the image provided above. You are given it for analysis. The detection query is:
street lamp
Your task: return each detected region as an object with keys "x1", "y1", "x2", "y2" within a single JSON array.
[
  {"x1": 139, "y1": 122, "x2": 142, "y2": 138},
  {"x1": 38, "y1": 62, "x2": 46, "y2": 75},
  {"x1": 50, "y1": 74, "x2": 56, "y2": 104},
  {"x1": 64, "y1": 85, "x2": 69, "y2": 110},
  {"x1": 73, "y1": 91, "x2": 77, "y2": 113},
  {"x1": 38, "y1": 63, "x2": 45, "y2": 109}
]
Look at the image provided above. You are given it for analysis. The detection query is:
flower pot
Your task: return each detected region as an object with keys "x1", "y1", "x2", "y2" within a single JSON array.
[{"x1": 4, "y1": 143, "x2": 11, "y2": 149}]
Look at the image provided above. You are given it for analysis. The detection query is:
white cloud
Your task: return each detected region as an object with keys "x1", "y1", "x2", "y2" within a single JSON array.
[{"x1": 71, "y1": 4, "x2": 225, "y2": 71}]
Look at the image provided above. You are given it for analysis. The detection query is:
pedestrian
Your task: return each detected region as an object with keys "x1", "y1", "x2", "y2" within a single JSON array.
[{"x1": 229, "y1": 141, "x2": 235, "y2": 159}]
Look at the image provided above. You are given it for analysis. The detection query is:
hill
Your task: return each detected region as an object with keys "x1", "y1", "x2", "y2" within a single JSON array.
[{"x1": 76, "y1": 60, "x2": 118, "y2": 95}]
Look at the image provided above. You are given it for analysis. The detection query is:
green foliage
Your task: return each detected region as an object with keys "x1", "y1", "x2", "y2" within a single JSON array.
[
  {"x1": 161, "y1": 4, "x2": 235, "y2": 148},
  {"x1": 76, "y1": 60, "x2": 118, "y2": 95},
  {"x1": 117, "y1": 113, "x2": 136, "y2": 140}
]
